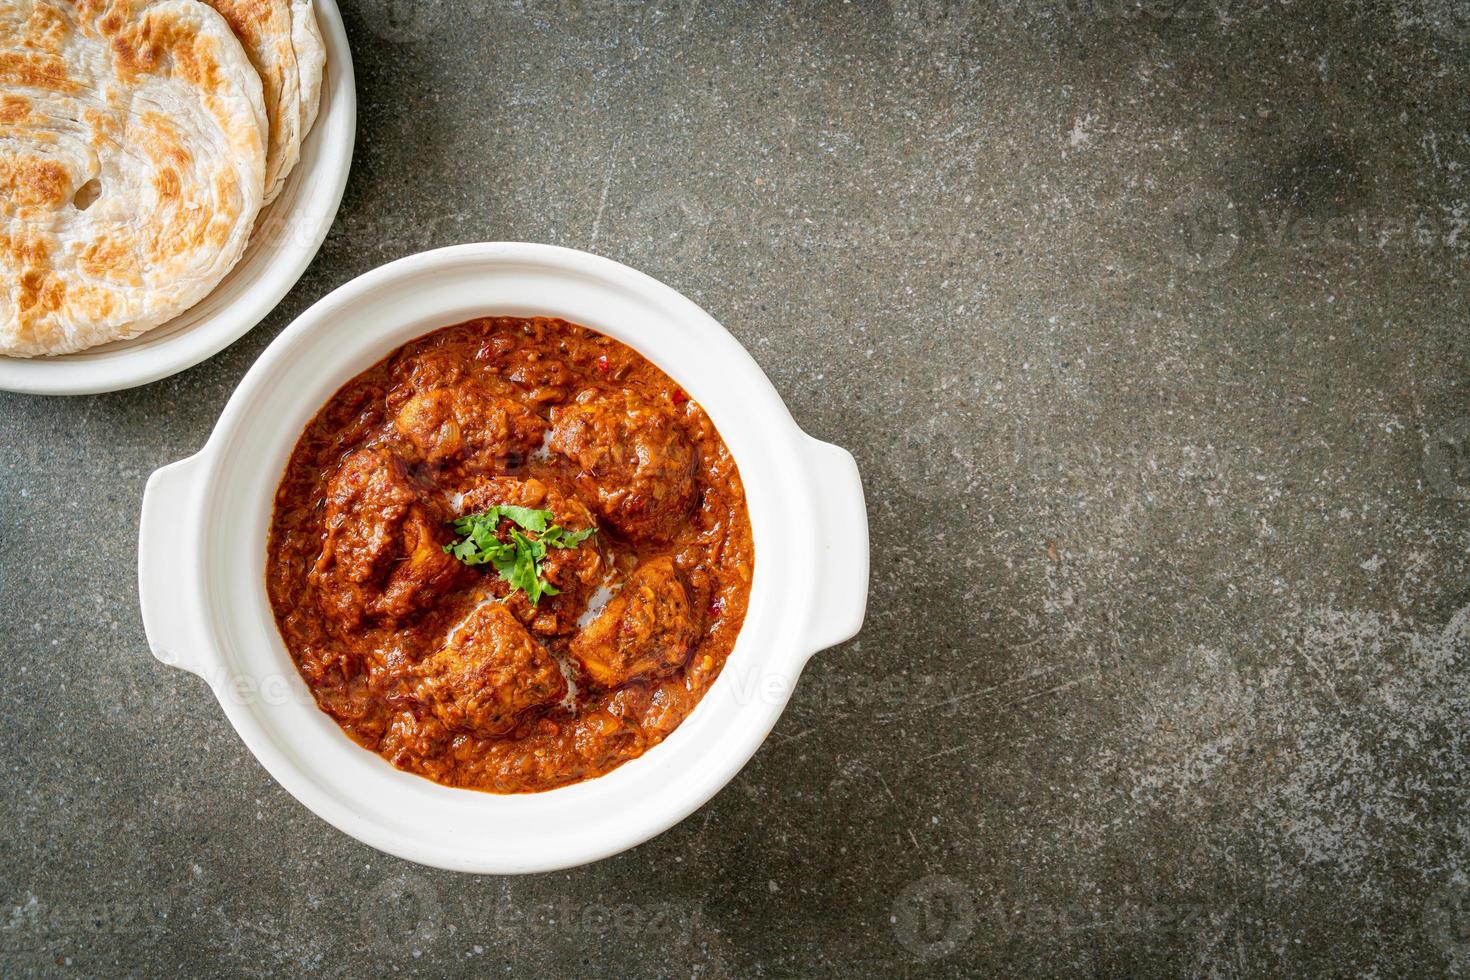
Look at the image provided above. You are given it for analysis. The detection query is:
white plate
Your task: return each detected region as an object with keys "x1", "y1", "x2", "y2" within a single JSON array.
[
  {"x1": 0, "y1": 0, "x2": 357, "y2": 396},
  {"x1": 139, "y1": 243, "x2": 870, "y2": 873}
]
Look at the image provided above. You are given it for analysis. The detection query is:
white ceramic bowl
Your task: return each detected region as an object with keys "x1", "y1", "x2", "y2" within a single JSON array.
[
  {"x1": 0, "y1": 0, "x2": 357, "y2": 396},
  {"x1": 138, "y1": 243, "x2": 869, "y2": 873}
]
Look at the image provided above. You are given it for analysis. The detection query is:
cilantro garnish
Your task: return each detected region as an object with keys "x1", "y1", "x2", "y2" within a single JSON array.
[{"x1": 443, "y1": 506, "x2": 596, "y2": 605}]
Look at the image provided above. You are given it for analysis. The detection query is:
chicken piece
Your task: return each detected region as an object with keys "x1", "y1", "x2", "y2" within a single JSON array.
[
  {"x1": 392, "y1": 383, "x2": 546, "y2": 471},
  {"x1": 386, "y1": 345, "x2": 471, "y2": 403},
  {"x1": 412, "y1": 603, "x2": 567, "y2": 737},
  {"x1": 570, "y1": 557, "x2": 698, "y2": 689},
  {"x1": 456, "y1": 477, "x2": 603, "y2": 636},
  {"x1": 547, "y1": 391, "x2": 697, "y2": 541},
  {"x1": 309, "y1": 448, "x2": 464, "y2": 629}
]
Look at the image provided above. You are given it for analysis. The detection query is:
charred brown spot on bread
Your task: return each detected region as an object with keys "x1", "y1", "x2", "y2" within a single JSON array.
[
  {"x1": 79, "y1": 237, "x2": 140, "y2": 283},
  {"x1": 153, "y1": 167, "x2": 181, "y2": 201},
  {"x1": 0, "y1": 52, "x2": 74, "y2": 92},
  {"x1": 174, "y1": 33, "x2": 223, "y2": 91},
  {"x1": 17, "y1": 269, "x2": 66, "y2": 319},
  {"x1": 0, "y1": 157, "x2": 69, "y2": 207},
  {"x1": 22, "y1": 4, "x2": 68, "y2": 54},
  {"x1": 2, "y1": 232, "x2": 49, "y2": 269},
  {"x1": 107, "y1": 24, "x2": 162, "y2": 78},
  {"x1": 0, "y1": 95, "x2": 32, "y2": 124}
]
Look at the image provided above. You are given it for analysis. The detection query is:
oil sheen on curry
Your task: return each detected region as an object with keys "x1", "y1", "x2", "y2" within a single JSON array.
[{"x1": 266, "y1": 317, "x2": 753, "y2": 793}]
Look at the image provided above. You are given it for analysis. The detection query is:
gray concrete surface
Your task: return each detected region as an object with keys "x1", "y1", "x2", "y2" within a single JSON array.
[{"x1": 3, "y1": 0, "x2": 1469, "y2": 975}]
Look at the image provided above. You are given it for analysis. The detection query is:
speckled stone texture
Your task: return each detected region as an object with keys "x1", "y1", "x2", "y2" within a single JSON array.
[{"x1": 2, "y1": 0, "x2": 1469, "y2": 975}]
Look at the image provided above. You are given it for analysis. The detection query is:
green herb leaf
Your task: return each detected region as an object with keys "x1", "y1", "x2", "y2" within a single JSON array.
[
  {"x1": 443, "y1": 506, "x2": 597, "y2": 605},
  {"x1": 540, "y1": 525, "x2": 596, "y2": 549},
  {"x1": 497, "y1": 505, "x2": 551, "y2": 533}
]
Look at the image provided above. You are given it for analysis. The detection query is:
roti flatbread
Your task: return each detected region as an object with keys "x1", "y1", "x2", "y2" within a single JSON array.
[
  {"x1": 0, "y1": 0, "x2": 268, "y2": 357},
  {"x1": 205, "y1": 0, "x2": 326, "y2": 205},
  {"x1": 291, "y1": 0, "x2": 324, "y2": 141},
  {"x1": 203, "y1": 0, "x2": 301, "y2": 205}
]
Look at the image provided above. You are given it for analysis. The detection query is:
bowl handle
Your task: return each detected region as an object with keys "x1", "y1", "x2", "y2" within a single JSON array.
[
  {"x1": 138, "y1": 454, "x2": 213, "y2": 680},
  {"x1": 799, "y1": 434, "x2": 870, "y2": 655}
]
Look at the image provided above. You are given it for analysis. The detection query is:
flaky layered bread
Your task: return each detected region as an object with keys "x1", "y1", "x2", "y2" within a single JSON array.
[
  {"x1": 0, "y1": 0, "x2": 268, "y2": 357},
  {"x1": 291, "y1": 0, "x2": 324, "y2": 140},
  {"x1": 203, "y1": 0, "x2": 298, "y2": 204},
  {"x1": 204, "y1": 0, "x2": 324, "y2": 205}
]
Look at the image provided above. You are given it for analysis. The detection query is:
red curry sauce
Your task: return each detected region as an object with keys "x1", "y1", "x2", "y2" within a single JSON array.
[{"x1": 266, "y1": 317, "x2": 753, "y2": 793}]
